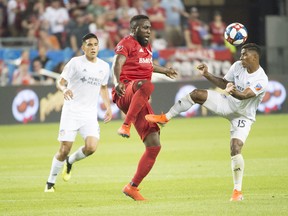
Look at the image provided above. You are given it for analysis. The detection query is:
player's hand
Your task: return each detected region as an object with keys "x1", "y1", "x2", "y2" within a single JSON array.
[
  {"x1": 63, "y1": 89, "x2": 73, "y2": 100},
  {"x1": 225, "y1": 82, "x2": 236, "y2": 94},
  {"x1": 165, "y1": 67, "x2": 178, "y2": 79},
  {"x1": 196, "y1": 63, "x2": 208, "y2": 76},
  {"x1": 115, "y1": 82, "x2": 125, "y2": 97},
  {"x1": 103, "y1": 108, "x2": 112, "y2": 123}
]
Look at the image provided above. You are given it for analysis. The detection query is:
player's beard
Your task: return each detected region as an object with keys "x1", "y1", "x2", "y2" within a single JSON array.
[{"x1": 136, "y1": 35, "x2": 149, "y2": 47}]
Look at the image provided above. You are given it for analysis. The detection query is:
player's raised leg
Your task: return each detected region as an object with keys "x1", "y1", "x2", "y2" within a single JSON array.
[
  {"x1": 145, "y1": 93, "x2": 197, "y2": 124},
  {"x1": 118, "y1": 80, "x2": 154, "y2": 138},
  {"x1": 62, "y1": 136, "x2": 98, "y2": 181}
]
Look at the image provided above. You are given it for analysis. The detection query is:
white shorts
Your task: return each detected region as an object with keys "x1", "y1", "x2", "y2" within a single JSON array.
[
  {"x1": 58, "y1": 117, "x2": 100, "y2": 142},
  {"x1": 202, "y1": 90, "x2": 253, "y2": 143}
]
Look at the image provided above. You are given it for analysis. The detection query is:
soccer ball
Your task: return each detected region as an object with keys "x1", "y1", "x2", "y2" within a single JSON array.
[{"x1": 224, "y1": 22, "x2": 248, "y2": 46}]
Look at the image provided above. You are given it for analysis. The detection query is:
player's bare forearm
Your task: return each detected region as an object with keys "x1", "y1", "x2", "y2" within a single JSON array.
[
  {"x1": 226, "y1": 83, "x2": 256, "y2": 100},
  {"x1": 203, "y1": 73, "x2": 228, "y2": 89},
  {"x1": 197, "y1": 63, "x2": 228, "y2": 89},
  {"x1": 112, "y1": 54, "x2": 126, "y2": 85},
  {"x1": 112, "y1": 54, "x2": 126, "y2": 97},
  {"x1": 100, "y1": 86, "x2": 112, "y2": 123},
  {"x1": 153, "y1": 64, "x2": 178, "y2": 79},
  {"x1": 57, "y1": 77, "x2": 73, "y2": 100}
]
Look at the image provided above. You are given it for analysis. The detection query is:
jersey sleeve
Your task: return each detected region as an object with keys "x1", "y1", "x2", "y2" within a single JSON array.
[
  {"x1": 114, "y1": 38, "x2": 131, "y2": 57},
  {"x1": 249, "y1": 77, "x2": 268, "y2": 96},
  {"x1": 223, "y1": 61, "x2": 239, "y2": 82},
  {"x1": 60, "y1": 58, "x2": 75, "y2": 82}
]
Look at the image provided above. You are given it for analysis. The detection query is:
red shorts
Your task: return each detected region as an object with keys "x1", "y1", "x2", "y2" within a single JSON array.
[{"x1": 112, "y1": 81, "x2": 160, "y2": 141}]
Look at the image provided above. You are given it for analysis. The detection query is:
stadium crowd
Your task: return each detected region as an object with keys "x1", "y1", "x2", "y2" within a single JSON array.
[{"x1": 0, "y1": 0, "x2": 230, "y2": 86}]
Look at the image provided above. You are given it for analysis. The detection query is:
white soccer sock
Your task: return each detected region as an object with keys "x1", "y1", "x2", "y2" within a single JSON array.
[
  {"x1": 166, "y1": 94, "x2": 195, "y2": 120},
  {"x1": 68, "y1": 146, "x2": 86, "y2": 164},
  {"x1": 47, "y1": 156, "x2": 65, "y2": 184},
  {"x1": 231, "y1": 154, "x2": 244, "y2": 191}
]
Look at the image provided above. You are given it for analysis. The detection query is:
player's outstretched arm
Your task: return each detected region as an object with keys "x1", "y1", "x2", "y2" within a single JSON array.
[
  {"x1": 197, "y1": 63, "x2": 228, "y2": 89},
  {"x1": 153, "y1": 64, "x2": 178, "y2": 79}
]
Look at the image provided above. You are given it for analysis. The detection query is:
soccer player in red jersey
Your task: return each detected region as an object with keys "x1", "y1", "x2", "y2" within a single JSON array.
[{"x1": 112, "y1": 15, "x2": 177, "y2": 201}]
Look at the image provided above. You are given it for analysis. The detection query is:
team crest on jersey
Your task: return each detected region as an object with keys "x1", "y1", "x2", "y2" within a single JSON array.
[
  {"x1": 255, "y1": 83, "x2": 263, "y2": 91},
  {"x1": 59, "y1": 129, "x2": 65, "y2": 137},
  {"x1": 116, "y1": 45, "x2": 123, "y2": 52}
]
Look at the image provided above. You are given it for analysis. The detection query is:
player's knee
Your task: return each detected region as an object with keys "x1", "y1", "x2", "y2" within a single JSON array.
[
  {"x1": 84, "y1": 144, "x2": 97, "y2": 156},
  {"x1": 190, "y1": 89, "x2": 207, "y2": 104},
  {"x1": 230, "y1": 139, "x2": 243, "y2": 156},
  {"x1": 135, "y1": 80, "x2": 154, "y2": 95},
  {"x1": 57, "y1": 148, "x2": 70, "y2": 161},
  {"x1": 57, "y1": 142, "x2": 72, "y2": 160}
]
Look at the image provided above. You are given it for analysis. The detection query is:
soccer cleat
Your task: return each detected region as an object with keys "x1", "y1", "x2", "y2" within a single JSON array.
[
  {"x1": 145, "y1": 113, "x2": 169, "y2": 125},
  {"x1": 62, "y1": 157, "x2": 72, "y2": 182},
  {"x1": 230, "y1": 189, "x2": 244, "y2": 201},
  {"x1": 122, "y1": 183, "x2": 146, "y2": 201},
  {"x1": 117, "y1": 124, "x2": 131, "y2": 138},
  {"x1": 44, "y1": 182, "x2": 55, "y2": 192}
]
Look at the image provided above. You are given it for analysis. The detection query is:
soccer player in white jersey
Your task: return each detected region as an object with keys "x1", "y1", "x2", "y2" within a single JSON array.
[
  {"x1": 145, "y1": 43, "x2": 268, "y2": 201},
  {"x1": 45, "y1": 33, "x2": 112, "y2": 192}
]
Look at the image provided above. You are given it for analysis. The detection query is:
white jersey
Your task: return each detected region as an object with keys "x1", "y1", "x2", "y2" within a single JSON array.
[
  {"x1": 224, "y1": 61, "x2": 268, "y2": 121},
  {"x1": 60, "y1": 55, "x2": 110, "y2": 119},
  {"x1": 42, "y1": 6, "x2": 69, "y2": 34}
]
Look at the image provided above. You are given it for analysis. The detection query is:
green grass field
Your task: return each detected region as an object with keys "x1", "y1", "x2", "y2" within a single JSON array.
[{"x1": 0, "y1": 114, "x2": 287, "y2": 216}]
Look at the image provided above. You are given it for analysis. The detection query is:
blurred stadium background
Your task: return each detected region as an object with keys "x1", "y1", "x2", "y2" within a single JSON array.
[
  {"x1": 1, "y1": 1, "x2": 288, "y2": 215},
  {"x1": 0, "y1": 0, "x2": 287, "y2": 124}
]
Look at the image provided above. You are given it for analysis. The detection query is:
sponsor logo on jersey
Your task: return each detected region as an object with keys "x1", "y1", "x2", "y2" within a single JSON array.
[
  {"x1": 139, "y1": 57, "x2": 152, "y2": 64},
  {"x1": 80, "y1": 76, "x2": 87, "y2": 83},
  {"x1": 139, "y1": 48, "x2": 144, "y2": 52}
]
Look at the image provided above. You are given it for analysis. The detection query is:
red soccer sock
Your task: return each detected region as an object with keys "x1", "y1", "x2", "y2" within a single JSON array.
[
  {"x1": 131, "y1": 145, "x2": 161, "y2": 186},
  {"x1": 124, "y1": 81, "x2": 154, "y2": 125}
]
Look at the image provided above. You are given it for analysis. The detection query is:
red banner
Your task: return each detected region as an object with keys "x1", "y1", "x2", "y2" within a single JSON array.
[{"x1": 158, "y1": 48, "x2": 233, "y2": 62}]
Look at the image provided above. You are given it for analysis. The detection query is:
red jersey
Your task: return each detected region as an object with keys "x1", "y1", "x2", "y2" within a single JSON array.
[
  {"x1": 187, "y1": 20, "x2": 202, "y2": 45},
  {"x1": 115, "y1": 35, "x2": 153, "y2": 82},
  {"x1": 146, "y1": 7, "x2": 166, "y2": 30},
  {"x1": 209, "y1": 21, "x2": 226, "y2": 45}
]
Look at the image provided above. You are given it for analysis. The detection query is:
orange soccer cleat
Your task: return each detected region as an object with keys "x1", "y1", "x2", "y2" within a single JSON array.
[
  {"x1": 122, "y1": 183, "x2": 146, "y2": 201},
  {"x1": 145, "y1": 113, "x2": 169, "y2": 125},
  {"x1": 117, "y1": 124, "x2": 131, "y2": 138},
  {"x1": 230, "y1": 189, "x2": 244, "y2": 201}
]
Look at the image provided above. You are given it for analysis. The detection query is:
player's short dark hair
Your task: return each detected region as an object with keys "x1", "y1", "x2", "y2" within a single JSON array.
[
  {"x1": 241, "y1": 43, "x2": 262, "y2": 58},
  {"x1": 130, "y1": 15, "x2": 149, "y2": 29},
  {"x1": 82, "y1": 33, "x2": 98, "y2": 43}
]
